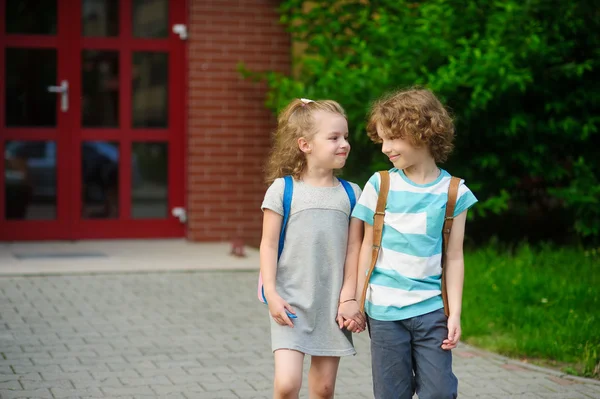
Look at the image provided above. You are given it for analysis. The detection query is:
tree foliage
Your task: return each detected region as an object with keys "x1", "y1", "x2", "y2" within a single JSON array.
[{"x1": 243, "y1": 0, "x2": 600, "y2": 243}]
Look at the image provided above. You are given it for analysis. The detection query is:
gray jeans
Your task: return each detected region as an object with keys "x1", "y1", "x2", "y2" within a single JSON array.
[{"x1": 368, "y1": 308, "x2": 458, "y2": 399}]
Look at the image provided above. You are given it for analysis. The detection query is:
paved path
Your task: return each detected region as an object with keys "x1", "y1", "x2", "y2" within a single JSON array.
[
  {"x1": 0, "y1": 271, "x2": 598, "y2": 398},
  {"x1": 0, "y1": 241, "x2": 259, "y2": 276}
]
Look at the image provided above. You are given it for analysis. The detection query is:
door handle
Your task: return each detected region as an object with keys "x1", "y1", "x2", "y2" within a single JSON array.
[{"x1": 47, "y1": 80, "x2": 69, "y2": 112}]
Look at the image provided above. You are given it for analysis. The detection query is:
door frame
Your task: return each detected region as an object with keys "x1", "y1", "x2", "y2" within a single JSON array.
[
  {"x1": 0, "y1": 0, "x2": 187, "y2": 240},
  {"x1": 0, "y1": 0, "x2": 73, "y2": 240}
]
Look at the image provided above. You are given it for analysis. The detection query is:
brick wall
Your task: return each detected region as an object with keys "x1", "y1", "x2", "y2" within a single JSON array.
[{"x1": 187, "y1": 0, "x2": 291, "y2": 246}]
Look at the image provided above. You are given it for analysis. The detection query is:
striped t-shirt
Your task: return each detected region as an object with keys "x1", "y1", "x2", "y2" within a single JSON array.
[{"x1": 351, "y1": 168, "x2": 478, "y2": 321}]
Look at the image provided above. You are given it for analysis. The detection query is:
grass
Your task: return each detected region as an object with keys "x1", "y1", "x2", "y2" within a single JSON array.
[{"x1": 462, "y1": 242, "x2": 600, "y2": 378}]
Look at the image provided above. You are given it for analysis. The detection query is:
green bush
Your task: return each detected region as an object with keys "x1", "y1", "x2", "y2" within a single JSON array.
[{"x1": 241, "y1": 0, "x2": 600, "y2": 244}]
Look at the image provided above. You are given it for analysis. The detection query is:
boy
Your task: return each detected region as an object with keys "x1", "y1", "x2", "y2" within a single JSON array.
[{"x1": 351, "y1": 88, "x2": 478, "y2": 398}]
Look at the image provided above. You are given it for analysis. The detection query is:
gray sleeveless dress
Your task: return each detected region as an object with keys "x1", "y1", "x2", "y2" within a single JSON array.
[{"x1": 261, "y1": 177, "x2": 361, "y2": 357}]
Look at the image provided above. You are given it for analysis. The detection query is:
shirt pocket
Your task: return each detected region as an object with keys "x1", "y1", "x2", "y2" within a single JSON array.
[{"x1": 425, "y1": 206, "x2": 446, "y2": 237}]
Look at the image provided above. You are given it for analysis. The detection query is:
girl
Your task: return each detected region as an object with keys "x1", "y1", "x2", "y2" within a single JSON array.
[{"x1": 259, "y1": 98, "x2": 365, "y2": 399}]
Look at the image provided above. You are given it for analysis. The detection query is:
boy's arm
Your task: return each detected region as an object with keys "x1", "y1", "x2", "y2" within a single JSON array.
[
  {"x1": 442, "y1": 209, "x2": 468, "y2": 350},
  {"x1": 259, "y1": 209, "x2": 295, "y2": 328}
]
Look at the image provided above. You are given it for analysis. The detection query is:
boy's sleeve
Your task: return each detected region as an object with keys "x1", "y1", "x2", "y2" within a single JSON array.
[
  {"x1": 453, "y1": 180, "x2": 478, "y2": 217},
  {"x1": 351, "y1": 173, "x2": 380, "y2": 225},
  {"x1": 261, "y1": 178, "x2": 284, "y2": 216}
]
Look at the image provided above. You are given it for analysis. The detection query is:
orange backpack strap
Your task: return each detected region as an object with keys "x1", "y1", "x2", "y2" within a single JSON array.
[
  {"x1": 441, "y1": 176, "x2": 461, "y2": 317},
  {"x1": 359, "y1": 171, "x2": 390, "y2": 313}
]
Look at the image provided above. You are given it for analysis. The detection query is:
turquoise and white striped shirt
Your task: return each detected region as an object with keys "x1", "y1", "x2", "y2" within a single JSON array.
[{"x1": 352, "y1": 168, "x2": 478, "y2": 321}]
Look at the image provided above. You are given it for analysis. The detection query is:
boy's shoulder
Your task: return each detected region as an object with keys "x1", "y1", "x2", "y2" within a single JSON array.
[
  {"x1": 364, "y1": 168, "x2": 396, "y2": 191},
  {"x1": 379, "y1": 168, "x2": 468, "y2": 195}
]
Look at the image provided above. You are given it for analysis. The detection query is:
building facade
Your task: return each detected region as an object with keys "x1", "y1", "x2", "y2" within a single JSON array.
[{"x1": 0, "y1": 0, "x2": 290, "y2": 245}]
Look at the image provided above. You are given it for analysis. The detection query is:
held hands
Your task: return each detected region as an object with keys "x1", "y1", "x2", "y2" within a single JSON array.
[
  {"x1": 336, "y1": 299, "x2": 366, "y2": 333},
  {"x1": 266, "y1": 291, "x2": 296, "y2": 328},
  {"x1": 442, "y1": 314, "x2": 461, "y2": 350}
]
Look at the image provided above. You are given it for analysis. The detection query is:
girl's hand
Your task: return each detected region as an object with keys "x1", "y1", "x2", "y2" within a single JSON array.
[
  {"x1": 336, "y1": 300, "x2": 366, "y2": 333},
  {"x1": 267, "y1": 292, "x2": 295, "y2": 328},
  {"x1": 442, "y1": 314, "x2": 461, "y2": 350}
]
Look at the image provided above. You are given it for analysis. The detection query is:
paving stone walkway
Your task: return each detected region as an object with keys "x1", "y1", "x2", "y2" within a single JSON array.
[{"x1": 0, "y1": 272, "x2": 598, "y2": 398}]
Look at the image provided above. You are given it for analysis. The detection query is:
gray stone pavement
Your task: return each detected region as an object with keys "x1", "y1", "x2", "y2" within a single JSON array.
[{"x1": 1, "y1": 271, "x2": 599, "y2": 399}]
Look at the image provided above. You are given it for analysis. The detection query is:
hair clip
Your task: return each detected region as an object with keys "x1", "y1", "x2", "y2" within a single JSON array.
[{"x1": 300, "y1": 98, "x2": 315, "y2": 106}]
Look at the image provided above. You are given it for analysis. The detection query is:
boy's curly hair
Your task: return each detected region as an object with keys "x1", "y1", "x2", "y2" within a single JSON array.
[
  {"x1": 367, "y1": 88, "x2": 454, "y2": 163},
  {"x1": 265, "y1": 99, "x2": 346, "y2": 185}
]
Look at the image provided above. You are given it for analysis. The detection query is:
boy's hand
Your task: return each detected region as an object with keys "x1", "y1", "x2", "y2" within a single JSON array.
[
  {"x1": 267, "y1": 292, "x2": 295, "y2": 328},
  {"x1": 344, "y1": 318, "x2": 363, "y2": 333},
  {"x1": 442, "y1": 314, "x2": 461, "y2": 350},
  {"x1": 336, "y1": 300, "x2": 366, "y2": 333}
]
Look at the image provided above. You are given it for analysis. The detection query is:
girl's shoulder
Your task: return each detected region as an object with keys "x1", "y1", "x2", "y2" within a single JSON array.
[
  {"x1": 265, "y1": 177, "x2": 286, "y2": 193},
  {"x1": 336, "y1": 177, "x2": 362, "y2": 197},
  {"x1": 346, "y1": 180, "x2": 363, "y2": 198},
  {"x1": 262, "y1": 178, "x2": 286, "y2": 210}
]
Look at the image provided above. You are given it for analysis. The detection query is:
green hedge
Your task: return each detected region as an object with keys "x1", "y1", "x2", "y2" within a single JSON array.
[{"x1": 242, "y1": 0, "x2": 600, "y2": 244}]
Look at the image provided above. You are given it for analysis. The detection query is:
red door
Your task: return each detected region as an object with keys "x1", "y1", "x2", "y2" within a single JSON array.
[{"x1": 0, "y1": 0, "x2": 186, "y2": 240}]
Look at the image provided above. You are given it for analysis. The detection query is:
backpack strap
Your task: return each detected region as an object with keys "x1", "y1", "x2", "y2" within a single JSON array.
[
  {"x1": 260, "y1": 175, "x2": 294, "y2": 304},
  {"x1": 441, "y1": 176, "x2": 461, "y2": 317},
  {"x1": 338, "y1": 178, "x2": 357, "y2": 212},
  {"x1": 278, "y1": 175, "x2": 294, "y2": 260},
  {"x1": 359, "y1": 171, "x2": 390, "y2": 313}
]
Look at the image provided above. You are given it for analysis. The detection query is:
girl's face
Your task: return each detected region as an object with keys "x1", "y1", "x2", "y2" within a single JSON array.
[
  {"x1": 300, "y1": 111, "x2": 350, "y2": 170},
  {"x1": 377, "y1": 124, "x2": 430, "y2": 170}
]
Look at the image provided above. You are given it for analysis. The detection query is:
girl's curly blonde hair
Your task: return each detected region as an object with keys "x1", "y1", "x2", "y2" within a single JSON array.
[
  {"x1": 265, "y1": 99, "x2": 346, "y2": 185},
  {"x1": 367, "y1": 88, "x2": 455, "y2": 163}
]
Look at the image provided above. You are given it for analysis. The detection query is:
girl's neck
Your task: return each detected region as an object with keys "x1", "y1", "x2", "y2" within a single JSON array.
[
  {"x1": 403, "y1": 160, "x2": 440, "y2": 185},
  {"x1": 300, "y1": 166, "x2": 336, "y2": 187}
]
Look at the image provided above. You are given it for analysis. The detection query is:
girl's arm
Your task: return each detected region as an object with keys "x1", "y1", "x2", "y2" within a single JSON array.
[
  {"x1": 355, "y1": 222, "x2": 374, "y2": 308},
  {"x1": 259, "y1": 209, "x2": 295, "y2": 327},
  {"x1": 342, "y1": 221, "x2": 373, "y2": 332},
  {"x1": 442, "y1": 209, "x2": 468, "y2": 350},
  {"x1": 337, "y1": 218, "x2": 366, "y2": 330},
  {"x1": 339, "y1": 217, "x2": 364, "y2": 302}
]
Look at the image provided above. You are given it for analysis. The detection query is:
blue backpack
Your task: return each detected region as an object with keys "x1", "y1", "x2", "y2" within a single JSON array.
[{"x1": 257, "y1": 176, "x2": 357, "y2": 316}]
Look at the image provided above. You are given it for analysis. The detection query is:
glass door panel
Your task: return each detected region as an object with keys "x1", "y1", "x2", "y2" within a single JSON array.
[
  {"x1": 6, "y1": 0, "x2": 58, "y2": 35},
  {"x1": 132, "y1": 51, "x2": 168, "y2": 128},
  {"x1": 81, "y1": 141, "x2": 119, "y2": 219},
  {"x1": 82, "y1": 50, "x2": 120, "y2": 127},
  {"x1": 6, "y1": 48, "x2": 58, "y2": 126},
  {"x1": 82, "y1": 0, "x2": 119, "y2": 37},
  {"x1": 132, "y1": 0, "x2": 169, "y2": 38},
  {"x1": 131, "y1": 142, "x2": 168, "y2": 219}
]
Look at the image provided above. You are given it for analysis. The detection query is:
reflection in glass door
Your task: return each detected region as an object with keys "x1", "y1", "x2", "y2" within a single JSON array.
[{"x1": 0, "y1": 0, "x2": 185, "y2": 240}]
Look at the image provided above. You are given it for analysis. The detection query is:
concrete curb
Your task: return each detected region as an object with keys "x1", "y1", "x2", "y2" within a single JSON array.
[{"x1": 0, "y1": 267, "x2": 258, "y2": 278}]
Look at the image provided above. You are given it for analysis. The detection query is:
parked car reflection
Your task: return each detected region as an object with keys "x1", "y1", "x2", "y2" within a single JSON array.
[
  {"x1": 4, "y1": 141, "x2": 140, "y2": 220},
  {"x1": 4, "y1": 141, "x2": 55, "y2": 219}
]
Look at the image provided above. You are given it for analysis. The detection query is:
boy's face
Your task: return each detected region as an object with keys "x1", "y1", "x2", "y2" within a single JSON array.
[
  {"x1": 377, "y1": 124, "x2": 430, "y2": 170},
  {"x1": 301, "y1": 111, "x2": 350, "y2": 170}
]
